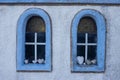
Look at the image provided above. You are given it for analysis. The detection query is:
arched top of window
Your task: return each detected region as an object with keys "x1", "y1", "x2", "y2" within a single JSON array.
[
  {"x1": 78, "y1": 17, "x2": 96, "y2": 33},
  {"x1": 17, "y1": 8, "x2": 51, "y2": 71},
  {"x1": 26, "y1": 16, "x2": 45, "y2": 32},
  {"x1": 72, "y1": 9, "x2": 106, "y2": 32},
  {"x1": 72, "y1": 9, "x2": 106, "y2": 72},
  {"x1": 77, "y1": 16, "x2": 97, "y2": 65}
]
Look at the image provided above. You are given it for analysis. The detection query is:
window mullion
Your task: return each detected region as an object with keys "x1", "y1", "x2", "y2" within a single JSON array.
[
  {"x1": 37, "y1": 43, "x2": 46, "y2": 45},
  {"x1": 85, "y1": 33, "x2": 88, "y2": 64},
  {"x1": 25, "y1": 43, "x2": 35, "y2": 45},
  {"x1": 34, "y1": 32, "x2": 37, "y2": 63}
]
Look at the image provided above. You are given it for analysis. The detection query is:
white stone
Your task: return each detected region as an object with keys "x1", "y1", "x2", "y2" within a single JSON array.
[
  {"x1": 37, "y1": 59, "x2": 44, "y2": 64},
  {"x1": 32, "y1": 60, "x2": 37, "y2": 64},
  {"x1": 24, "y1": 59, "x2": 28, "y2": 64},
  {"x1": 86, "y1": 59, "x2": 92, "y2": 65},
  {"x1": 77, "y1": 56, "x2": 84, "y2": 65},
  {"x1": 91, "y1": 59, "x2": 96, "y2": 64}
]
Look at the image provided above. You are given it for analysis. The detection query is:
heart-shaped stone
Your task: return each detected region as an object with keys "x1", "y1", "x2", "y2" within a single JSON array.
[{"x1": 77, "y1": 56, "x2": 84, "y2": 65}]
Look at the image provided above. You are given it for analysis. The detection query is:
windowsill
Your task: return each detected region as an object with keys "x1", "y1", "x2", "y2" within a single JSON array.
[
  {"x1": 72, "y1": 64, "x2": 104, "y2": 72},
  {"x1": 76, "y1": 64, "x2": 97, "y2": 67},
  {"x1": 17, "y1": 63, "x2": 51, "y2": 71}
]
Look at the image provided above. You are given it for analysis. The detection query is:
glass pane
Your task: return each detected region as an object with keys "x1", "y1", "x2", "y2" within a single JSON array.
[
  {"x1": 77, "y1": 46, "x2": 85, "y2": 64},
  {"x1": 37, "y1": 45, "x2": 45, "y2": 63},
  {"x1": 25, "y1": 45, "x2": 34, "y2": 63},
  {"x1": 26, "y1": 16, "x2": 45, "y2": 33},
  {"x1": 25, "y1": 32, "x2": 34, "y2": 42},
  {"x1": 77, "y1": 33, "x2": 85, "y2": 43},
  {"x1": 87, "y1": 46, "x2": 97, "y2": 65},
  {"x1": 78, "y1": 17, "x2": 96, "y2": 33},
  {"x1": 88, "y1": 33, "x2": 97, "y2": 43},
  {"x1": 37, "y1": 32, "x2": 45, "y2": 43}
]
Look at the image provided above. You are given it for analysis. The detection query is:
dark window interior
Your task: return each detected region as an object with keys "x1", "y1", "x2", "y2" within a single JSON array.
[
  {"x1": 25, "y1": 45, "x2": 34, "y2": 63},
  {"x1": 77, "y1": 17, "x2": 97, "y2": 65},
  {"x1": 25, "y1": 16, "x2": 46, "y2": 64},
  {"x1": 77, "y1": 45, "x2": 85, "y2": 64},
  {"x1": 37, "y1": 32, "x2": 46, "y2": 43}
]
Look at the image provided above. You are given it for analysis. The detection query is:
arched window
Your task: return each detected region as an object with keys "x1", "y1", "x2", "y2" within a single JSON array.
[
  {"x1": 17, "y1": 8, "x2": 51, "y2": 71},
  {"x1": 25, "y1": 16, "x2": 46, "y2": 64},
  {"x1": 72, "y1": 9, "x2": 106, "y2": 72},
  {"x1": 77, "y1": 17, "x2": 97, "y2": 65}
]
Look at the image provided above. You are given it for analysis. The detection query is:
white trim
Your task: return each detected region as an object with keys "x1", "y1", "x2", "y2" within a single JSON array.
[
  {"x1": 25, "y1": 43, "x2": 46, "y2": 45},
  {"x1": 77, "y1": 43, "x2": 97, "y2": 46},
  {"x1": 35, "y1": 32, "x2": 37, "y2": 62},
  {"x1": 85, "y1": 33, "x2": 88, "y2": 63}
]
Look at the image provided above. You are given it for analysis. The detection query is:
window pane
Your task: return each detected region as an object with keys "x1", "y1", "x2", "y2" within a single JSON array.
[
  {"x1": 77, "y1": 33, "x2": 85, "y2": 43},
  {"x1": 37, "y1": 45, "x2": 45, "y2": 61},
  {"x1": 87, "y1": 46, "x2": 97, "y2": 65},
  {"x1": 26, "y1": 16, "x2": 45, "y2": 33},
  {"x1": 78, "y1": 17, "x2": 96, "y2": 33},
  {"x1": 37, "y1": 32, "x2": 46, "y2": 43},
  {"x1": 88, "y1": 33, "x2": 97, "y2": 43},
  {"x1": 25, "y1": 16, "x2": 46, "y2": 64},
  {"x1": 77, "y1": 46, "x2": 85, "y2": 64},
  {"x1": 25, "y1": 45, "x2": 34, "y2": 63},
  {"x1": 25, "y1": 32, "x2": 34, "y2": 42}
]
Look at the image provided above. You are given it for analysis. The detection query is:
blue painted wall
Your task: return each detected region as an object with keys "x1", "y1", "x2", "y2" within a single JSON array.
[{"x1": 0, "y1": 0, "x2": 120, "y2": 4}]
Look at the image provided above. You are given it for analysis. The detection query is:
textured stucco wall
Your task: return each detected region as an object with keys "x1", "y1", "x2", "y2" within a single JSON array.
[{"x1": 0, "y1": 5, "x2": 120, "y2": 80}]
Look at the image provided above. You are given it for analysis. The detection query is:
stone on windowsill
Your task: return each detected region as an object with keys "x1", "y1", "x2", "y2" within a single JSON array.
[
  {"x1": 32, "y1": 60, "x2": 37, "y2": 64},
  {"x1": 24, "y1": 59, "x2": 28, "y2": 64},
  {"x1": 91, "y1": 59, "x2": 96, "y2": 64},
  {"x1": 77, "y1": 56, "x2": 84, "y2": 65},
  {"x1": 37, "y1": 59, "x2": 44, "y2": 64}
]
